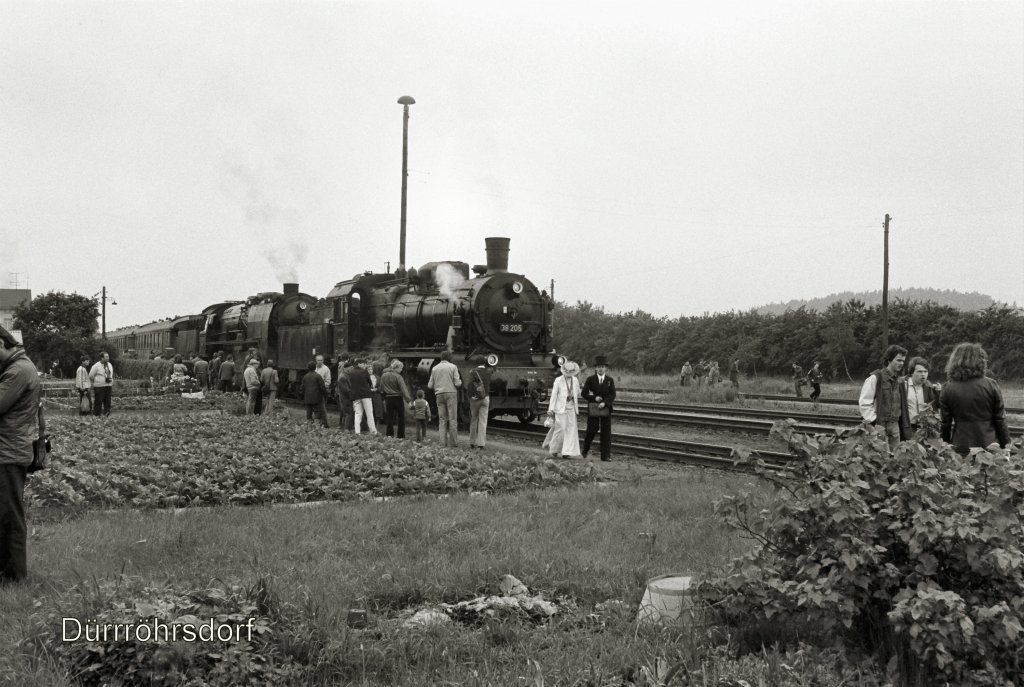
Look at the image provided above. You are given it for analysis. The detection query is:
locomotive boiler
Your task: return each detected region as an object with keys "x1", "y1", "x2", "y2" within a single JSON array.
[{"x1": 324, "y1": 237, "x2": 556, "y2": 422}]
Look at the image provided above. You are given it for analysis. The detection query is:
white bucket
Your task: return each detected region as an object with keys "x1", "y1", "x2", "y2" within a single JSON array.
[{"x1": 637, "y1": 574, "x2": 695, "y2": 626}]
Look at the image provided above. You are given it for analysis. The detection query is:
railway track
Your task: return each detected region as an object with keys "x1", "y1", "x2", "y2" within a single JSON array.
[
  {"x1": 488, "y1": 420, "x2": 794, "y2": 471},
  {"x1": 737, "y1": 392, "x2": 1024, "y2": 415},
  {"x1": 611, "y1": 400, "x2": 1024, "y2": 436}
]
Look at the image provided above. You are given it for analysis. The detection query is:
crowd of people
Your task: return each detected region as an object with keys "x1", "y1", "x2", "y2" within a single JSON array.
[
  {"x1": 858, "y1": 343, "x2": 1011, "y2": 455},
  {"x1": 678, "y1": 359, "x2": 741, "y2": 389}
]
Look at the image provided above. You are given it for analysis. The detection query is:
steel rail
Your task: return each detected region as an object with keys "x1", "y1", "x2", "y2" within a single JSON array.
[{"x1": 488, "y1": 420, "x2": 794, "y2": 471}]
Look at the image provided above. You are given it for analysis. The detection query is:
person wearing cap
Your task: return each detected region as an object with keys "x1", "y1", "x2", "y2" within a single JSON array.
[
  {"x1": 542, "y1": 361, "x2": 582, "y2": 459},
  {"x1": 243, "y1": 358, "x2": 262, "y2": 415},
  {"x1": 467, "y1": 355, "x2": 494, "y2": 449},
  {"x1": 428, "y1": 350, "x2": 462, "y2": 447},
  {"x1": 88, "y1": 352, "x2": 114, "y2": 416},
  {"x1": 0, "y1": 325, "x2": 41, "y2": 583},
  {"x1": 582, "y1": 355, "x2": 616, "y2": 461}
]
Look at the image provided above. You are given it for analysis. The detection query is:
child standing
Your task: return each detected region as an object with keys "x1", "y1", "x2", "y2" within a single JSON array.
[{"x1": 412, "y1": 389, "x2": 431, "y2": 442}]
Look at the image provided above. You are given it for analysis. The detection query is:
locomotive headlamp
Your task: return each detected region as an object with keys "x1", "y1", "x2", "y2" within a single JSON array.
[
  {"x1": 486, "y1": 353, "x2": 499, "y2": 367},
  {"x1": 511, "y1": 281, "x2": 523, "y2": 294},
  {"x1": 298, "y1": 303, "x2": 308, "y2": 311}
]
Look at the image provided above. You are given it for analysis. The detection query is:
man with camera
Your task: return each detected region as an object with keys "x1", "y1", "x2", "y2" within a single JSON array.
[
  {"x1": 582, "y1": 355, "x2": 616, "y2": 462},
  {"x1": 0, "y1": 325, "x2": 41, "y2": 584}
]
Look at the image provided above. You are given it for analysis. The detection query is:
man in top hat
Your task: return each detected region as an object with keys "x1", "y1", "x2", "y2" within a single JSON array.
[{"x1": 581, "y1": 355, "x2": 616, "y2": 461}]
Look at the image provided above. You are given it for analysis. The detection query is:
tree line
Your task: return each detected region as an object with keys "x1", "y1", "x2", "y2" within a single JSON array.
[{"x1": 552, "y1": 299, "x2": 1024, "y2": 381}]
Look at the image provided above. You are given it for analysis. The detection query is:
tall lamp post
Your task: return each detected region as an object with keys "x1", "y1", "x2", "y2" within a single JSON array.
[
  {"x1": 398, "y1": 95, "x2": 415, "y2": 271},
  {"x1": 93, "y1": 287, "x2": 117, "y2": 339}
]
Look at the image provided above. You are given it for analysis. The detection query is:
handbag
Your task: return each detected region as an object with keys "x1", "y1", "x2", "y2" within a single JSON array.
[
  {"x1": 587, "y1": 402, "x2": 610, "y2": 417},
  {"x1": 29, "y1": 401, "x2": 51, "y2": 474},
  {"x1": 469, "y1": 370, "x2": 485, "y2": 401},
  {"x1": 79, "y1": 392, "x2": 92, "y2": 414}
]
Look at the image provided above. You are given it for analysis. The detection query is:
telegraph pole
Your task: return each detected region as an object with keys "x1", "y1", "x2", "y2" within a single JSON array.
[
  {"x1": 94, "y1": 287, "x2": 116, "y2": 339},
  {"x1": 882, "y1": 214, "x2": 891, "y2": 351}
]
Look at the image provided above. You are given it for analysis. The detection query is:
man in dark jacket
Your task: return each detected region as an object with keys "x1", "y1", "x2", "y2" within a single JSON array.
[
  {"x1": 336, "y1": 359, "x2": 353, "y2": 430},
  {"x1": 301, "y1": 361, "x2": 329, "y2": 427},
  {"x1": 0, "y1": 326, "x2": 40, "y2": 584},
  {"x1": 898, "y1": 357, "x2": 942, "y2": 440},
  {"x1": 581, "y1": 355, "x2": 616, "y2": 461},
  {"x1": 380, "y1": 359, "x2": 414, "y2": 439}
]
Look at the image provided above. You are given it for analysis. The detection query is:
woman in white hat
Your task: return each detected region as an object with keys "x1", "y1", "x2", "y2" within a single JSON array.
[{"x1": 542, "y1": 360, "x2": 582, "y2": 458}]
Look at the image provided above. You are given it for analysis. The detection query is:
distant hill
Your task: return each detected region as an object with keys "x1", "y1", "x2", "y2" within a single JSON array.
[{"x1": 755, "y1": 288, "x2": 998, "y2": 315}]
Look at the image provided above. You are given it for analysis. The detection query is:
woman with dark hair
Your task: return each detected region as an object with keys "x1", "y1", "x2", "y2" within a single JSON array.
[{"x1": 939, "y1": 343, "x2": 1010, "y2": 455}]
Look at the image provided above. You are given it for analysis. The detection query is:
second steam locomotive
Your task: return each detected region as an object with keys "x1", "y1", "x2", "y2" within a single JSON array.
[{"x1": 107, "y1": 237, "x2": 559, "y2": 423}]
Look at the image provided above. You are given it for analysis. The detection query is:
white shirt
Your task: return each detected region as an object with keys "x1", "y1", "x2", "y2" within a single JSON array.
[
  {"x1": 906, "y1": 380, "x2": 927, "y2": 423},
  {"x1": 316, "y1": 363, "x2": 331, "y2": 389},
  {"x1": 89, "y1": 360, "x2": 114, "y2": 387}
]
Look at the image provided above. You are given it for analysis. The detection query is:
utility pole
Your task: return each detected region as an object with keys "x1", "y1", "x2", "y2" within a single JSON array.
[
  {"x1": 397, "y1": 95, "x2": 415, "y2": 271},
  {"x1": 882, "y1": 213, "x2": 891, "y2": 351},
  {"x1": 94, "y1": 287, "x2": 116, "y2": 339}
]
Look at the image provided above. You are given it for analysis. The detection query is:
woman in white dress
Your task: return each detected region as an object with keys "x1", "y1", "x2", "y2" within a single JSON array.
[{"x1": 542, "y1": 360, "x2": 582, "y2": 458}]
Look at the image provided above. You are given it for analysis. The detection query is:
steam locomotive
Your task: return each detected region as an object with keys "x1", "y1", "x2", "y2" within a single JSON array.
[{"x1": 106, "y1": 237, "x2": 559, "y2": 423}]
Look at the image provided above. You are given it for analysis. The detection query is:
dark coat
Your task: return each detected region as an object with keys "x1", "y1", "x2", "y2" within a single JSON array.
[
  {"x1": 336, "y1": 370, "x2": 352, "y2": 405},
  {"x1": 0, "y1": 349, "x2": 41, "y2": 466},
  {"x1": 939, "y1": 376, "x2": 1011, "y2": 454},
  {"x1": 898, "y1": 378, "x2": 941, "y2": 440},
  {"x1": 301, "y1": 370, "x2": 327, "y2": 405},
  {"x1": 467, "y1": 366, "x2": 493, "y2": 400},
  {"x1": 348, "y1": 368, "x2": 372, "y2": 400},
  {"x1": 581, "y1": 373, "x2": 616, "y2": 410}
]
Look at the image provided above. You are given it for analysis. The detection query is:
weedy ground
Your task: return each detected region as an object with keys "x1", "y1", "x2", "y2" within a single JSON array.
[{"x1": 0, "y1": 464, "x2": 875, "y2": 685}]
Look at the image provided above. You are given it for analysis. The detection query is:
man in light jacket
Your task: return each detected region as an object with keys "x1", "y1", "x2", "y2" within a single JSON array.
[
  {"x1": 243, "y1": 359, "x2": 261, "y2": 415},
  {"x1": 74, "y1": 355, "x2": 92, "y2": 416},
  {"x1": 0, "y1": 325, "x2": 41, "y2": 583},
  {"x1": 88, "y1": 352, "x2": 114, "y2": 416},
  {"x1": 428, "y1": 351, "x2": 462, "y2": 447},
  {"x1": 260, "y1": 359, "x2": 280, "y2": 414}
]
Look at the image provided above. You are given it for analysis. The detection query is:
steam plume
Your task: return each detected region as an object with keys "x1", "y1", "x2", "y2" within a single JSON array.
[{"x1": 435, "y1": 263, "x2": 466, "y2": 300}]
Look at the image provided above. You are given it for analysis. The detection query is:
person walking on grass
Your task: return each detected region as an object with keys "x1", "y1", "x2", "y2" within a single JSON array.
[
  {"x1": 729, "y1": 359, "x2": 740, "y2": 389},
  {"x1": 301, "y1": 361, "x2": 329, "y2": 428},
  {"x1": 0, "y1": 325, "x2": 41, "y2": 584},
  {"x1": 192, "y1": 354, "x2": 210, "y2": 391},
  {"x1": 680, "y1": 361, "x2": 692, "y2": 386},
  {"x1": 807, "y1": 361, "x2": 823, "y2": 402},
  {"x1": 542, "y1": 360, "x2": 582, "y2": 459},
  {"x1": 858, "y1": 345, "x2": 907, "y2": 451},
  {"x1": 412, "y1": 389, "x2": 431, "y2": 442},
  {"x1": 209, "y1": 352, "x2": 223, "y2": 391},
  {"x1": 791, "y1": 362, "x2": 805, "y2": 397},
  {"x1": 428, "y1": 351, "x2": 462, "y2": 447}
]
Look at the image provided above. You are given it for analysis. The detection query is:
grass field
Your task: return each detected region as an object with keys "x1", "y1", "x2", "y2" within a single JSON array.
[{"x1": 0, "y1": 399, "x2": 884, "y2": 685}]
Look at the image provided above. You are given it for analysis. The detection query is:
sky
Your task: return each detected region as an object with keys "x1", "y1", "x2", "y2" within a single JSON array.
[{"x1": 1, "y1": 0, "x2": 1022, "y2": 331}]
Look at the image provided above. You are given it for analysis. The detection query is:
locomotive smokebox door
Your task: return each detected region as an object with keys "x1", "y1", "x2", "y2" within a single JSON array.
[{"x1": 416, "y1": 359, "x2": 434, "y2": 384}]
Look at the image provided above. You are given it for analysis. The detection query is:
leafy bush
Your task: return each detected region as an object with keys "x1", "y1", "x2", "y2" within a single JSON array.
[{"x1": 701, "y1": 418, "x2": 1024, "y2": 686}]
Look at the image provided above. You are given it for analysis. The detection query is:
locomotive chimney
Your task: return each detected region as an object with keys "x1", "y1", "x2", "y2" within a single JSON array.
[
  {"x1": 283, "y1": 283, "x2": 299, "y2": 296},
  {"x1": 485, "y1": 237, "x2": 510, "y2": 273}
]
